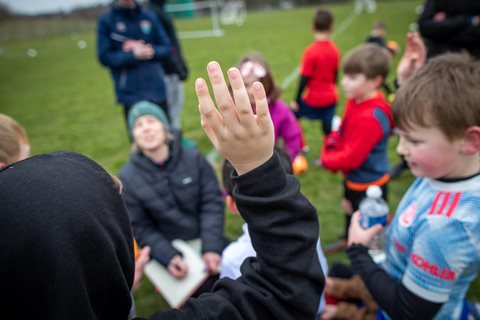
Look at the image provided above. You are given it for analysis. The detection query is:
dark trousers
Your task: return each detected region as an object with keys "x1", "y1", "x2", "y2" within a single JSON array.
[{"x1": 294, "y1": 99, "x2": 336, "y2": 136}]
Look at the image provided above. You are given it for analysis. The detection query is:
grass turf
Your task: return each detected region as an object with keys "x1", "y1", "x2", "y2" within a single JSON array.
[{"x1": 0, "y1": 0, "x2": 478, "y2": 316}]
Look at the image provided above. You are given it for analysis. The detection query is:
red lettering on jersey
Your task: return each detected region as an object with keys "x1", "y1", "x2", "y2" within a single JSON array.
[
  {"x1": 394, "y1": 239, "x2": 407, "y2": 253},
  {"x1": 410, "y1": 253, "x2": 456, "y2": 281}
]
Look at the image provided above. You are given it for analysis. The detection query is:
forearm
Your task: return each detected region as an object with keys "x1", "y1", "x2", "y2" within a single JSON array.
[
  {"x1": 232, "y1": 153, "x2": 324, "y2": 319},
  {"x1": 99, "y1": 51, "x2": 138, "y2": 68},
  {"x1": 123, "y1": 196, "x2": 179, "y2": 264},
  {"x1": 198, "y1": 158, "x2": 226, "y2": 253},
  {"x1": 97, "y1": 21, "x2": 138, "y2": 68},
  {"x1": 322, "y1": 121, "x2": 383, "y2": 171},
  {"x1": 199, "y1": 210, "x2": 225, "y2": 254},
  {"x1": 419, "y1": 16, "x2": 470, "y2": 39},
  {"x1": 152, "y1": 45, "x2": 172, "y2": 60},
  {"x1": 295, "y1": 76, "x2": 309, "y2": 101},
  {"x1": 347, "y1": 245, "x2": 442, "y2": 320}
]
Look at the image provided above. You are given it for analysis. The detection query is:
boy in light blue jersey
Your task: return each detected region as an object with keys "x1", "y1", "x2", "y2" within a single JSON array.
[{"x1": 346, "y1": 53, "x2": 480, "y2": 319}]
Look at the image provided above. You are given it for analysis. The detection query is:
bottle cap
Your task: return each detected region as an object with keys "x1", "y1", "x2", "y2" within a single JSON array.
[{"x1": 366, "y1": 185, "x2": 382, "y2": 198}]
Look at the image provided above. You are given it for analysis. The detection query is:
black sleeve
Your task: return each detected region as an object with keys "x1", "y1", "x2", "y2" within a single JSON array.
[
  {"x1": 147, "y1": 153, "x2": 324, "y2": 320},
  {"x1": 196, "y1": 153, "x2": 226, "y2": 254},
  {"x1": 347, "y1": 244, "x2": 443, "y2": 320},
  {"x1": 295, "y1": 75, "x2": 310, "y2": 102},
  {"x1": 418, "y1": 0, "x2": 470, "y2": 40}
]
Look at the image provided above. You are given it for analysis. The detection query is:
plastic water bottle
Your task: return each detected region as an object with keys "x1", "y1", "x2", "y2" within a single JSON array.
[{"x1": 359, "y1": 185, "x2": 389, "y2": 263}]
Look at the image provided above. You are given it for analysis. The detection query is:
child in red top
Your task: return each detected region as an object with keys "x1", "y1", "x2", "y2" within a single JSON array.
[
  {"x1": 293, "y1": 8, "x2": 340, "y2": 139},
  {"x1": 321, "y1": 44, "x2": 393, "y2": 254}
]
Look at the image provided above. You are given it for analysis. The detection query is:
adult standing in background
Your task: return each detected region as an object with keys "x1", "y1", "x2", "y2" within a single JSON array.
[
  {"x1": 355, "y1": 0, "x2": 376, "y2": 14},
  {"x1": 97, "y1": 0, "x2": 172, "y2": 128},
  {"x1": 149, "y1": 0, "x2": 189, "y2": 130},
  {"x1": 418, "y1": 0, "x2": 480, "y2": 59}
]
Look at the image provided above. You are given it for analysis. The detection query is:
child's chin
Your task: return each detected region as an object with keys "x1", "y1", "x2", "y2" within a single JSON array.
[{"x1": 409, "y1": 167, "x2": 424, "y2": 178}]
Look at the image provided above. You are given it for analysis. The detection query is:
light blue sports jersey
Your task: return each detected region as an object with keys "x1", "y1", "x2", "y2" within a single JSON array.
[{"x1": 381, "y1": 174, "x2": 480, "y2": 319}]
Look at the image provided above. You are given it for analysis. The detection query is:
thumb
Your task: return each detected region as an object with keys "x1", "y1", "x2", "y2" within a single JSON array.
[{"x1": 368, "y1": 224, "x2": 383, "y2": 236}]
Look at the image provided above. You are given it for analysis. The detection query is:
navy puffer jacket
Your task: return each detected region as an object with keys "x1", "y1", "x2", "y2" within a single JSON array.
[{"x1": 120, "y1": 135, "x2": 225, "y2": 265}]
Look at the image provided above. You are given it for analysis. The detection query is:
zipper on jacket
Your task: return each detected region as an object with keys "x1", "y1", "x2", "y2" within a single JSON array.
[{"x1": 120, "y1": 69, "x2": 127, "y2": 89}]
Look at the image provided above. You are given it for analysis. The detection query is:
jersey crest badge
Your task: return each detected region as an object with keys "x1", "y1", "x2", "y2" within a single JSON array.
[
  {"x1": 399, "y1": 201, "x2": 417, "y2": 227},
  {"x1": 140, "y1": 20, "x2": 152, "y2": 34},
  {"x1": 116, "y1": 22, "x2": 126, "y2": 33}
]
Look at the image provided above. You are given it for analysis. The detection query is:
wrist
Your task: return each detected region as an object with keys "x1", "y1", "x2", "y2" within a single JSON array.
[{"x1": 232, "y1": 152, "x2": 273, "y2": 175}]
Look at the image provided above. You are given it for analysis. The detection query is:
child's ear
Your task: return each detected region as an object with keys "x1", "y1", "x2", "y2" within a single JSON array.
[
  {"x1": 373, "y1": 75, "x2": 384, "y2": 89},
  {"x1": 226, "y1": 195, "x2": 239, "y2": 214},
  {"x1": 461, "y1": 126, "x2": 480, "y2": 154}
]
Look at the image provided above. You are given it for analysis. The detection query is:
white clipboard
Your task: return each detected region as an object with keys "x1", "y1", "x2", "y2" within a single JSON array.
[{"x1": 144, "y1": 239, "x2": 209, "y2": 308}]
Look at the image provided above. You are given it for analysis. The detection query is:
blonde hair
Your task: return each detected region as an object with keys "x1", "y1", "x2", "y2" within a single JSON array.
[
  {"x1": 0, "y1": 114, "x2": 29, "y2": 165},
  {"x1": 108, "y1": 172, "x2": 124, "y2": 194}
]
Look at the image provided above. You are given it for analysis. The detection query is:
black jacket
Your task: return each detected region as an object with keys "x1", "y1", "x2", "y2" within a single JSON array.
[
  {"x1": 149, "y1": 0, "x2": 189, "y2": 80},
  {"x1": 143, "y1": 153, "x2": 325, "y2": 320},
  {"x1": 1, "y1": 152, "x2": 135, "y2": 319},
  {"x1": 1, "y1": 151, "x2": 324, "y2": 319},
  {"x1": 120, "y1": 138, "x2": 225, "y2": 265},
  {"x1": 418, "y1": 0, "x2": 480, "y2": 58}
]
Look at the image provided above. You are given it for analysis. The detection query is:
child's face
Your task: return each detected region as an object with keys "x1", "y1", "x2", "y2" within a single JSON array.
[
  {"x1": 396, "y1": 124, "x2": 466, "y2": 179},
  {"x1": 132, "y1": 115, "x2": 167, "y2": 152},
  {"x1": 341, "y1": 73, "x2": 379, "y2": 102}
]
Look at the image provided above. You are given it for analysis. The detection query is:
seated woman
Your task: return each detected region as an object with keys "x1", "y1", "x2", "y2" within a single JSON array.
[{"x1": 120, "y1": 101, "x2": 226, "y2": 283}]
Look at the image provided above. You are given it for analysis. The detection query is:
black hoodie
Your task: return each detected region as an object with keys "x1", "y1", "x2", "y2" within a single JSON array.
[
  {"x1": 0, "y1": 151, "x2": 134, "y2": 319},
  {"x1": 1, "y1": 151, "x2": 324, "y2": 320}
]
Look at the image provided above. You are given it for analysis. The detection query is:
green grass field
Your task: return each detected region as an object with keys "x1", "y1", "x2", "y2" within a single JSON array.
[{"x1": 0, "y1": 0, "x2": 478, "y2": 316}]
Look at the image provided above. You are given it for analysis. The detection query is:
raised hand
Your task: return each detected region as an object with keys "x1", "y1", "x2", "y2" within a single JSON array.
[
  {"x1": 396, "y1": 32, "x2": 426, "y2": 86},
  {"x1": 195, "y1": 61, "x2": 274, "y2": 175}
]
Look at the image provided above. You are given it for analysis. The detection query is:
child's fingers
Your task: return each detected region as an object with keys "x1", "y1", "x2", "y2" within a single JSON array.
[
  {"x1": 227, "y1": 67, "x2": 255, "y2": 128},
  {"x1": 351, "y1": 211, "x2": 361, "y2": 224},
  {"x1": 200, "y1": 114, "x2": 219, "y2": 149},
  {"x1": 206, "y1": 61, "x2": 238, "y2": 126},
  {"x1": 252, "y1": 82, "x2": 273, "y2": 133},
  {"x1": 196, "y1": 77, "x2": 224, "y2": 138}
]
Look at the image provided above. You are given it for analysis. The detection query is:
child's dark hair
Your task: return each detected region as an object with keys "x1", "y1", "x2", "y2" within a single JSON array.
[
  {"x1": 313, "y1": 9, "x2": 333, "y2": 32},
  {"x1": 393, "y1": 53, "x2": 480, "y2": 140},
  {"x1": 236, "y1": 52, "x2": 282, "y2": 102},
  {"x1": 222, "y1": 147, "x2": 293, "y2": 196},
  {"x1": 343, "y1": 43, "x2": 390, "y2": 80}
]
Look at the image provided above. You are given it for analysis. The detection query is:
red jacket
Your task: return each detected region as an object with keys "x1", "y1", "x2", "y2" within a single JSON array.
[{"x1": 321, "y1": 92, "x2": 393, "y2": 185}]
